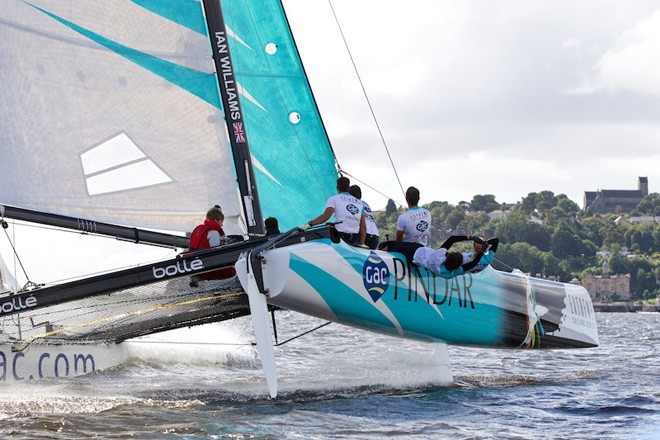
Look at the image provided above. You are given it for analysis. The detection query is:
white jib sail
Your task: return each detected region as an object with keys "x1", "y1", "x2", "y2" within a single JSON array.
[{"x1": 0, "y1": 1, "x2": 245, "y2": 235}]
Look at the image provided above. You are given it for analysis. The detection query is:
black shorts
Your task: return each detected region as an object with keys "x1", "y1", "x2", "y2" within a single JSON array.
[
  {"x1": 338, "y1": 231, "x2": 359, "y2": 245},
  {"x1": 365, "y1": 234, "x2": 379, "y2": 250}
]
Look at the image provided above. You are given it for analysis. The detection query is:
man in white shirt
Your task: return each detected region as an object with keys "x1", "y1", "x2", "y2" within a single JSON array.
[
  {"x1": 304, "y1": 176, "x2": 366, "y2": 246},
  {"x1": 396, "y1": 186, "x2": 431, "y2": 246},
  {"x1": 349, "y1": 184, "x2": 379, "y2": 249}
]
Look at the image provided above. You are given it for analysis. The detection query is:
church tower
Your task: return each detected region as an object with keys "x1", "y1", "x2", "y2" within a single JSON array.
[{"x1": 638, "y1": 176, "x2": 648, "y2": 196}]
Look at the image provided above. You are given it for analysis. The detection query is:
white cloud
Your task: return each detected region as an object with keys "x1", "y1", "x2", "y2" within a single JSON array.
[
  {"x1": 562, "y1": 38, "x2": 582, "y2": 50},
  {"x1": 574, "y1": 9, "x2": 660, "y2": 94}
]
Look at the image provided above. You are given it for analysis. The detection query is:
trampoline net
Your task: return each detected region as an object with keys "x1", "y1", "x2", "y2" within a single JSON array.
[{"x1": 0, "y1": 276, "x2": 250, "y2": 349}]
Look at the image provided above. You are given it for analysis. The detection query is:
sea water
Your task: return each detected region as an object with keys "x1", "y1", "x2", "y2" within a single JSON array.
[{"x1": 0, "y1": 312, "x2": 657, "y2": 439}]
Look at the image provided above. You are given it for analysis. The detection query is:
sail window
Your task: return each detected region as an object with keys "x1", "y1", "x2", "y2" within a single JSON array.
[
  {"x1": 81, "y1": 133, "x2": 172, "y2": 195},
  {"x1": 265, "y1": 43, "x2": 278, "y2": 55},
  {"x1": 288, "y1": 112, "x2": 301, "y2": 124}
]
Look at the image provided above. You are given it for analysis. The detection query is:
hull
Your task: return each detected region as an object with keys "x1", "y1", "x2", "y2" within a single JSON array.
[
  {"x1": 237, "y1": 238, "x2": 599, "y2": 349},
  {"x1": 0, "y1": 342, "x2": 127, "y2": 383}
]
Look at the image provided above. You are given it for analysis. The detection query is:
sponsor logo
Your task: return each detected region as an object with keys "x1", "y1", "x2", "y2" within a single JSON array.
[
  {"x1": 416, "y1": 221, "x2": 429, "y2": 232},
  {"x1": 152, "y1": 258, "x2": 204, "y2": 279},
  {"x1": 214, "y1": 32, "x2": 243, "y2": 122},
  {"x1": 391, "y1": 257, "x2": 475, "y2": 309},
  {"x1": 0, "y1": 295, "x2": 37, "y2": 315},
  {"x1": 0, "y1": 350, "x2": 96, "y2": 381},
  {"x1": 347, "y1": 204, "x2": 360, "y2": 215},
  {"x1": 362, "y1": 252, "x2": 390, "y2": 302}
]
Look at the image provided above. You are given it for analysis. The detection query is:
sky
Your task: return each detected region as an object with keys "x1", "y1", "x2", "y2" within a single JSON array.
[
  {"x1": 283, "y1": 0, "x2": 660, "y2": 210},
  {"x1": 3, "y1": 0, "x2": 660, "y2": 285}
]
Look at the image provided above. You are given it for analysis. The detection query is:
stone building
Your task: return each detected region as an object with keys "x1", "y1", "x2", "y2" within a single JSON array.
[
  {"x1": 583, "y1": 176, "x2": 648, "y2": 213},
  {"x1": 581, "y1": 261, "x2": 631, "y2": 301}
]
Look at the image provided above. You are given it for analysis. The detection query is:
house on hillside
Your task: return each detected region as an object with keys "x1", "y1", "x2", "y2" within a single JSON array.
[
  {"x1": 581, "y1": 261, "x2": 632, "y2": 301},
  {"x1": 583, "y1": 176, "x2": 648, "y2": 213},
  {"x1": 614, "y1": 215, "x2": 658, "y2": 227}
]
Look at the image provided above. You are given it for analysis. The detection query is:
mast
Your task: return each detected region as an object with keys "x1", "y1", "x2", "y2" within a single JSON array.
[{"x1": 201, "y1": 0, "x2": 265, "y2": 235}]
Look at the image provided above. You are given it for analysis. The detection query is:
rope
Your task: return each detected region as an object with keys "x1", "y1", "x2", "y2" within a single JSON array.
[
  {"x1": 1, "y1": 219, "x2": 31, "y2": 284},
  {"x1": 127, "y1": 340, "x2": 251, "y2": 347},
  {"x1": 493, "y1": 257, "x2": 515, "y2": 271},
  {"x1": 327, "y1": 0, "x2": 405, "y2": 199},
  {"x1": 340, "y1": 171, "x2": 406, "y2": 208},
  {"x1": 274, "y1": 321, "x2": 331, "y2": 346}
]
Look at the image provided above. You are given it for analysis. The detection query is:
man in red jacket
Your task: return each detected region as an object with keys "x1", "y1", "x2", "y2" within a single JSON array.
[
  {"x1": 188, "y1": 207, "x2": 233, "y2": 286},
  {"x1": 189, "y1": 206, "x2": 226, "y2": 250}
]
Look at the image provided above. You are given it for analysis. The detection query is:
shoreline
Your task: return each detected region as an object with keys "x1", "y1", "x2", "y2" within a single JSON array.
[{"x1": 593, "y1": 302, "x2": 659, "y2": 313}]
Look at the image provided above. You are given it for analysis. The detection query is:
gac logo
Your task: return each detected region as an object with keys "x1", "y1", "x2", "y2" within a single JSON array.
[{"x1": 362, "y1": 252, "x2": 390, "y2": 302}]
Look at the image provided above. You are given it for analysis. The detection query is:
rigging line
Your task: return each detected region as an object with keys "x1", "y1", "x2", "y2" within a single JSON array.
[
  {"x1": 1, "y1": 223, "x2": 179, "y2": 286},
  {"x1": 331, "y1": 175, "x2": 450, "y2": 235},
  {"x1": 127, "y1": 340, "x2": 251, "y2": 347},
  {"x1": 1, "y1": 221, "x2": 31, "y2": 283},
  {"x1": 340, "y1": 171, "x2": 406, "y2": 208},
  {"x1": 327, "y1": 0, "x2": 405, "y2": 199},
  {"x1": 274, "y1": 321, "x2": 331, "y2": 346},
  {"x1": 493, "y1": 256, "x2": 516, "y2": 272},
  {"x1": 329, "y1": 172, "x2": 461, "y2": 239}
]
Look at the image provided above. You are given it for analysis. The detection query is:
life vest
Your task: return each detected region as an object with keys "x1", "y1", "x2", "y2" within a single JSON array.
[
  {"x1": 188, "y1": 219, "x2": 235, "y2": 280},
  {"x1": 189, "y1": 219, "x2": 224, "y2": 250}
]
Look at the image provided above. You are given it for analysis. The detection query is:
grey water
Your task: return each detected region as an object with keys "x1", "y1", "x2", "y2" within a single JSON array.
[{"x1": 1, "y1": 312, "x2": 658, "y2": 439}]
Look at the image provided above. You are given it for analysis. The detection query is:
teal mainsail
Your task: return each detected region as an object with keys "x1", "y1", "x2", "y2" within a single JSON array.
[{"x1": 220, "y1": 0, "x2": 339, "y2": 229}]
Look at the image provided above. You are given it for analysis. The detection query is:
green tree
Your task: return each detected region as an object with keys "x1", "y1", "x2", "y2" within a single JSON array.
[
  {"x1": 537, "y1": 190, "x2": 557, "y2": 212},
  {"x1": 555, "y1": 195, "x2": 580, "y2": 217},
  {"x1": 601, "y1": 219, "x2": 626, "y2": 249},
  {"x1": 633, "y1": 268, "x2": 657, "y2": 297},
  {"x1": 641, "y1": 229, "x2": 655, "y2": 253},
  {"x1": 520, "y1": 192, "x2": 540, "y2": 214},
  {"x1": 551, "y1": 228, "x2": 578, "y2": 259},
  {"x1": 634, "y1": 193, "x2": 659, "y2": 216},
  {"x1": 493, "y1": 242, "x2": 545, "y2": 275},
  {"x1": 581, "y1": 217, "x2": 605, "y2": 248},
  {"x1": 495, "y1": 211, "x2": 551, "y2": 251},
  {"x1": 470, "y1": 194, "x2": 499, "y2": 213},
  {"x1": 445, "y1": 207, "x2": 466, "y2": 231},
  {"x1": 459, "y1": 212, "x2": 491, "y2": 235},
  {"x1": 385, "y1": 199, "x2": 397, "y2": 216},
  {"x1": 550, "y1": 225, "x2": 596, "y2": 259},
  {"x1": 608, "y1": 243, "x2": 628, "y2": 274}
]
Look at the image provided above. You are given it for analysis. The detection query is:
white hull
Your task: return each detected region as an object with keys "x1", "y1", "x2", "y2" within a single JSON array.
[
  {"x1": 237, "y1": 237, "x2": 599, "y2": 349},
  {"x1": 0, "y1": 342, "x2": 127, "y2": 383}
]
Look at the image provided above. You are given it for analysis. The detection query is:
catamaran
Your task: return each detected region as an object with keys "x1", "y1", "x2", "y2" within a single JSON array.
[{"x1": 0, "y1": 0, "x2": 598, "y2": 397}]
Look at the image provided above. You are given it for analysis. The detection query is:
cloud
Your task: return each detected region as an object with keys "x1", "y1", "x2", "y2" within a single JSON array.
[
  {"x1": 573, "y1": 9, "x2": 660, "y2": 94},
  {"x1": 287, "y1": 1, "x2": 660, "y2": 209}
]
